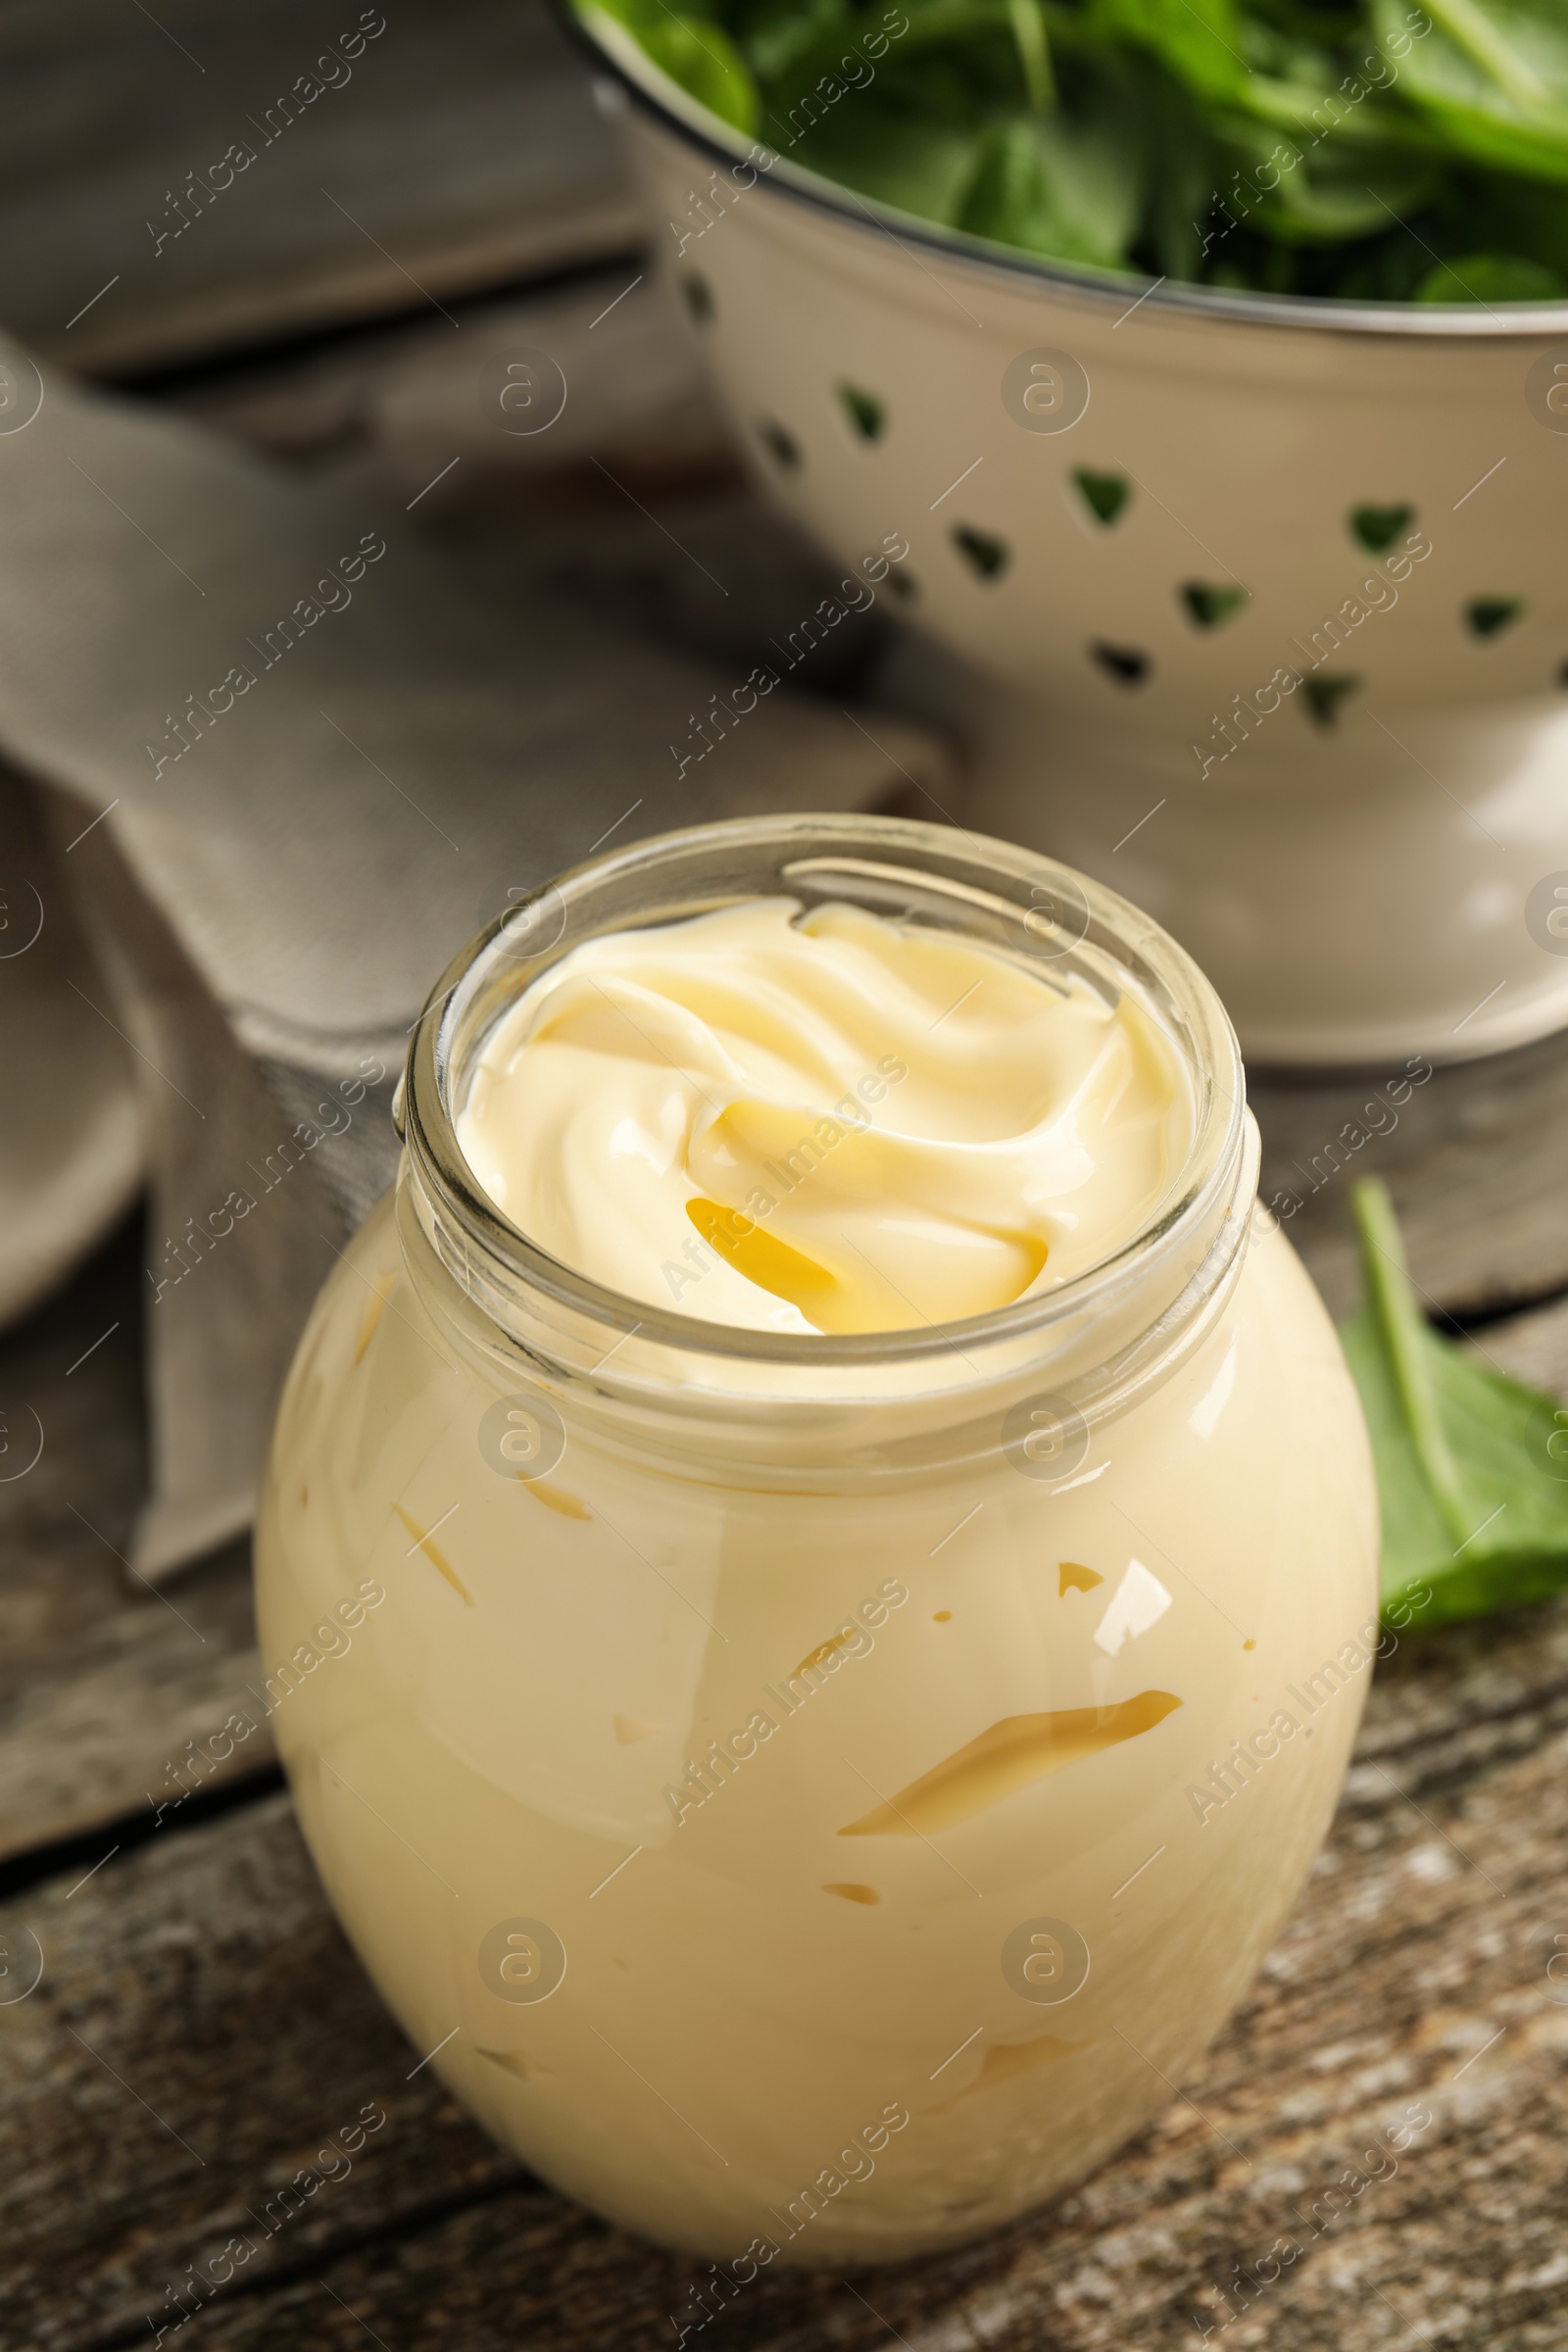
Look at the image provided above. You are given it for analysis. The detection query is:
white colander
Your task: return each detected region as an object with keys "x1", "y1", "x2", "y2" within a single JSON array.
[{"x1": 576, "y1": 17, "x2": 1568, "y2": 1063}]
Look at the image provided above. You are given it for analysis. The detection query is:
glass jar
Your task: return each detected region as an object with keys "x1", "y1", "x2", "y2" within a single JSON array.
[{"x1": 255, "y1": 813, "x2": 1377, "y2": 2268}]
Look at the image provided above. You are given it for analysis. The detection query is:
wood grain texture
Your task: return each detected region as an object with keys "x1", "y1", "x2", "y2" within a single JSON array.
[
  {"x1": 160, "y1": 262, "x2": 916, "y2": 701},
  {"x1": 1472, "y1": 1294, "x2": 1568, "y2": 1400},
  {"x1": 164, "y1": 266, "x2": 733, "y2": 492},
  {"x1": 0, "y1": 1222, "x2": 272, "y2": 1869},
  {"x1": 0, "y1": 0, "x2": 635, "y2": 374},
  {"x1": 2, "y1": 1792, "x2": 528, "y2": 2352},
  {"x1": 156, "y1": 262, "x2": 939, "y2": 776},
  {"x1": 1251, "y1": 1029, "x2": 1568, "y2": 1323},
  {"x1": 5, "y1": 1596, "x2": 1566, "y2": 2352}
]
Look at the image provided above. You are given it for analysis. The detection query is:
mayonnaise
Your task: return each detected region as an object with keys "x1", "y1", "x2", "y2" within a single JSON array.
[
  {"x1": 456, "y1": 899, "x2": 1192, "y2": 1333},
  {"x1": 256, "y1": 835, "x2": 1378, "y2": 2269}
]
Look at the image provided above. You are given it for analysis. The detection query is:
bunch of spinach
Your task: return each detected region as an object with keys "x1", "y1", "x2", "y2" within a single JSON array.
[
  {"x1": 1341, "y1": 1179, "x2": 1568, "y2": 1630},
  {"x1": 580, "y1": 0, "x2": 1568, "y2": 298}
]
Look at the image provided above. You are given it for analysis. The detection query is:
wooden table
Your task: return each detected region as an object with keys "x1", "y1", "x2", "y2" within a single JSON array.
[{"x1": 5, "y1": 9, "x2": 1568, "y2": 2344}]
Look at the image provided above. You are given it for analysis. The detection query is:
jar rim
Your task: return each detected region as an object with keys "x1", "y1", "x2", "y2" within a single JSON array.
[{"x1": 399, "y1": 812, "x2": 1249, "y2": 1377}]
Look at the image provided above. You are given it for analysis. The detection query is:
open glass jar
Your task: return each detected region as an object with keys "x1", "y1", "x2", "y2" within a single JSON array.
[{"x1": 256, "y1": 814, "x2": 1377, "y2": 2267}]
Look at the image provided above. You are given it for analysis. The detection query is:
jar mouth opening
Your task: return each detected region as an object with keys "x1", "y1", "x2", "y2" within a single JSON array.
[{"x1": 402, "y1": 813, "x2": 1247, "y2": 1370}]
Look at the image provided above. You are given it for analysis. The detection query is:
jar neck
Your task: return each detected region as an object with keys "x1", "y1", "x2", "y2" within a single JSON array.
[
  {"x1": 394, "y1": 814, "x2": 1252, "y2": 1481},
  {"x1": 396, "y1": 1106, "x2": 1256, "y2": 1486}
]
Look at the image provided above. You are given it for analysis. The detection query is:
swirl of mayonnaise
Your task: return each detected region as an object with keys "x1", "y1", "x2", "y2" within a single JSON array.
[{"x1": 456, "y1": 899, "x2": 1192, "y2": 1336}]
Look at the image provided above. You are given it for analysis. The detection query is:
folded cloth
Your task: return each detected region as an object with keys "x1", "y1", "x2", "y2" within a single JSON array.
[
  {"x1": 0, "y1": 771, "x2": 142, "y2": 1328},
  {"x1": 0, "y1": 336, "x2": 948, "y2": 1576}
]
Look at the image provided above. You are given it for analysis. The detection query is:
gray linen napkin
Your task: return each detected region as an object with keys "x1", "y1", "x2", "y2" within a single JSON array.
[{"x1": 0, "y1": 337, "x2": 947, "y2": 1575}]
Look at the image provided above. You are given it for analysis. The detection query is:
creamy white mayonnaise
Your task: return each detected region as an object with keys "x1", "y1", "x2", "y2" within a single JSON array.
[
  {"x1": 257, "y1": 871, "x2": 1377, "y2": 2267},
  {"x1": 456, "y1": 899, "x2": 1192, "y2": 1333}
]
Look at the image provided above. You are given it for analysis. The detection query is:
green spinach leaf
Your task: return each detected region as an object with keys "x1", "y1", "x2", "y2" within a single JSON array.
[
  {"x1": 1377, "y1": 0, "x2": 1568, "y2": 183},
  {"x1": 1340, "y1": 1178, "x2": 1568, "y2": 1630},
  {"x1": 579, "y1": 0, "x2": 1568, "y2": 298},
  {"x1": 957, "y1": 94, "x2": 1145, "y2": 263}
]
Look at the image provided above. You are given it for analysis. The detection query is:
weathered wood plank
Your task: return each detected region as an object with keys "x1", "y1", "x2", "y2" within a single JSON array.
[
  {"x1": 1, "y1": 0, "x2": 635, "y2": 375},
  {"x1": 158, "y1": 264, "x2": 908, "y2": 702},
  {"x1": 0, "y1": 1221, "x2": 273, "y2": 1868},
  {"x1": 163, "y1": 267, "x2": 730, "y2": 489},
  {"x1": 0, "y1": 1538, "x2": 270, "y2": 1871},
  {"x1": 2, "y1": 1793, "x2": 529, "y2": 2352},
  {"x1": 6, "y1": 1607, "x2": 1565, "y2": 2352},
  {"x1": 1251, "y1": 1030, "x2": 1568, "y2": 1323},
  {"x1": 1468, "y1": 1291, "x2": 1568, "y2": 1401}
]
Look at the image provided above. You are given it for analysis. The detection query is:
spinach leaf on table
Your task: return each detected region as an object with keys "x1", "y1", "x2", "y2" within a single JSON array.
[{"x1": 1339, "y1": 1178, "x2": 1568, "y2": 1630}]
